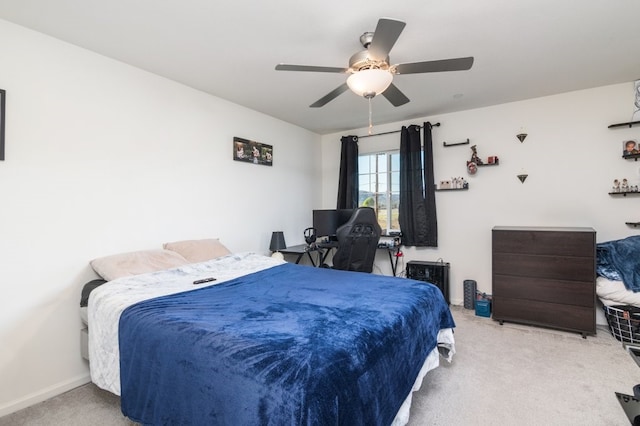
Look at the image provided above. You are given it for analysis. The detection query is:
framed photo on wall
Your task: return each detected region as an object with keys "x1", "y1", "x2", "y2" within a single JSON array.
[
  {"x1": 233, "y1": 136, "x2": 273, "y2": 166},
  {"x1": 623, "y1": 139, "x2": 638, "y2": 157},
  {"x1": 0, "y1": 89, "x2": 5, "y2": 161}
]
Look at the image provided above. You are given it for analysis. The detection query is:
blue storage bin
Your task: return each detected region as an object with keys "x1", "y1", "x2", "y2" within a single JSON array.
[{"x1": 475, "y1": 299, "x2": 491, "y2": 317}]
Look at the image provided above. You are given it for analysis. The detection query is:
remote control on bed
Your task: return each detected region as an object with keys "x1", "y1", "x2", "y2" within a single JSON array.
[{"x1": 193, "y1": 277, "x2": 216, "y2": 285}]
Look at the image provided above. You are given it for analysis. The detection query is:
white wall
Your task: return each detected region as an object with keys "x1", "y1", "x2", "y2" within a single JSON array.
[
  {"x1": 321, "y1": 82, "x2": 639, "y2": 306},
  {"x1": 0, "y1": 20, "x2": 321, "y2": 415}
]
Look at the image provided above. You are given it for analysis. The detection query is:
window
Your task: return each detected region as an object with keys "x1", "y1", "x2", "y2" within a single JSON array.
[{"x1": 358, "y1": 151, "x2": 400, "y2": 233}]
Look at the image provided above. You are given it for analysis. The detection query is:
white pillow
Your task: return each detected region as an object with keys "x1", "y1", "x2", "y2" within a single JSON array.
[
  {"x1": 90, "y1": 249, "x2": 189, "y2": 281},
  {"x1": 163, "y1": 238, "x2": 231, "y2": 263}
]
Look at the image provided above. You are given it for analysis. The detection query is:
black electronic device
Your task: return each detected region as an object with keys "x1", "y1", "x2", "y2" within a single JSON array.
[
  {"x1": 312, "y1": 210, "x2": 337, "y2": 239},
  {"x1": 193, "y1": 277, "x2": 216, "y2": 285},
  {"x1": 304, "y1": 227, "x2": 317, "y2": 245},
  {"x1": 312, "y1": 209, "x2": 354, "y2": 240},
  {"x1": 406, "y1": 260, "x2": 450, "y2": 304}
]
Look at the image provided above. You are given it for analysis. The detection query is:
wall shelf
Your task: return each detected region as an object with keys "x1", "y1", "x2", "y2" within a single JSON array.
[
  {"x1": 626, "y1": 222, "x2": 640, "y2": 227},
  {"x1": 608, "y1": 121, "x2": 640, "y2": 129},
  {"x1": 443, "y1": 139, "x2": 470, "y2": 147},
  {"x1": 608, "y1": 191, "x2": 640, "y2": 197},
  {"x1": 623, "y1": 154, "x2": 640, "y2": 161},
  {"x1": 435, "y1": 186, "x2": 469, "y2": 192},
  {"x1": 477, "y1": 162, "x2": 499, "y2": 167}
]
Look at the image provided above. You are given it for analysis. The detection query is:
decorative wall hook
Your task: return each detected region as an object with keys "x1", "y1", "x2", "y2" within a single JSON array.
[{"x1": 517, "y1": 174, "x2": 528, "y2": 183}]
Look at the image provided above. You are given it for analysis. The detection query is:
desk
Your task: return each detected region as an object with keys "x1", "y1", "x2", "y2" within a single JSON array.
[
  {"x1": 280, "y1": 243, "x2": 336, "y2": 267},
  {"x1": 379, "y1": 245, "x2": 401, "y2": 276},
  {"x1": 282, "y1": 243, "x2": 401, "y2": 276}
]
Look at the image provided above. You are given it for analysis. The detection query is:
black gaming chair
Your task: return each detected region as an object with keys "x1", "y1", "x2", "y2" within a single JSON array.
[{"x1": 332, "y1": 207, "x2": 382, "y2": 273}]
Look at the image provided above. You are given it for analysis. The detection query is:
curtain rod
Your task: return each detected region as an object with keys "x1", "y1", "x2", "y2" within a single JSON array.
[{"x1": 356, "y1": 122, "x2": 440, "y2": 139}]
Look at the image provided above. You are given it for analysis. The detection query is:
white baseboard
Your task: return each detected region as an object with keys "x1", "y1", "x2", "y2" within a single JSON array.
[
  {"x1": 449, "y1": 298, "x2": 463, "y2": 307},
  {"x1": 0, "y1": 373, "x2": 91, "y2": 418}
]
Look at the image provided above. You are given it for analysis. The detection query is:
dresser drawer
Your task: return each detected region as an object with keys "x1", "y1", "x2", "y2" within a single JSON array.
[
  {"x1": 492, "y1": 229, "x2": 595, "y2": 257},
  {"x1": 491, "y1": 226, "x2": 596, "y2": 336},
  {"x1": 493, "y1": 297, "x2": 595, "y2": 334},
  {"x1": 493, "y1": 253, "x2": 595, "y2": 282},
  {"x1": 493, "y1": 274, "x2": 594, "y2": 307}
]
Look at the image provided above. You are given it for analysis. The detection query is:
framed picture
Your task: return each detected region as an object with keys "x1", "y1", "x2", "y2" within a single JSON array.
[
  {"x1": 0, "y1": 89, "x2": 5, "y2": 161},
  {"x1": 233, "y1": 136, "x2": 273, "y2": 166},
  {"x1": 623, "y1": 139, "x2": 638, "y2": 156}
]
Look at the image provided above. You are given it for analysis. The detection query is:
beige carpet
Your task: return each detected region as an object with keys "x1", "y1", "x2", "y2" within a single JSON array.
[
  {"x1": 408, "y1": 306, "x2": 637, "y2": 425},
  {"x1": 1, "y1": 306, "x2": 636, "y2": 425}
]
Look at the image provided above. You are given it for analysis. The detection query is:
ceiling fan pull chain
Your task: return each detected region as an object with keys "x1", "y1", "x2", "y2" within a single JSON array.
[{"x1": 368, "y1": 96, "x2": 373, "y2": 135}]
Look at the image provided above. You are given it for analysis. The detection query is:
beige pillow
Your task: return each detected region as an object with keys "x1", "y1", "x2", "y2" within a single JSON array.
[
  {"x1": 90, "y1": 249, "x2": 189, "y2": 281},
  {"x1": 163, "y1": 238, "x2": 231, "y2": 263}
]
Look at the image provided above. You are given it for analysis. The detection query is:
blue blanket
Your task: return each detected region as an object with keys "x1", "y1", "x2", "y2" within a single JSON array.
[
  {"x1": 119, "y1": 263, "x2": 454, "y2": 425},
  {"x1": 597, "y1": 235, "x2": 640, "y2": 292}
]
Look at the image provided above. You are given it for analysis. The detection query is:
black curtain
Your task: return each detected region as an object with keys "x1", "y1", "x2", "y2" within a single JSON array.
[
  {"x1": 422, "y1": 122, "x2": 438, "y2": 246},
  {"x1": 337, "y1": 135, "x2": 359, "y2": 209},
  {"x1": 398, "y1": 122, "x2": 438, "y2": 247}
]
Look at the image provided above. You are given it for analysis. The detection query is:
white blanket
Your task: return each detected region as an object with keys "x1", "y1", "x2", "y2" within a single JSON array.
[{"x1": 88, "y1": 252, "x2": 284, "y2": 395}]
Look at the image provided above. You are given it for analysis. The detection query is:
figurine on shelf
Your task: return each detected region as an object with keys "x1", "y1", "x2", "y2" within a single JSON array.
[
  {"x1": 451, "y1": 176, "x2": 466, "y2": 188},
  {"x1": 622, "y1": 178, "x2": 630, "y2": 192},
  {"x1": 470, "y1": 145, "x2": 484, "y2": 165},
  {"x1": 613, "y1": 179, "x2": 621, "y2": 192}
]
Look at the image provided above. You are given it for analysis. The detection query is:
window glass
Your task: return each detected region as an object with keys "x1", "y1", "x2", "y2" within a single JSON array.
[
  {"x1": 358, "y1": 151, "x2": 401, "y2": 233},
  {"x1": 390, "y1": 171, "x2": 400, "y2": 192},
  {"x1": 391, "y1": 153, "x2": 400, "y2": 172},
  {"x1": 358, "y1": 156, "x2": 370, "y2": 174},
  {"x1": 359, "y1": 174, "x2": 371, "y2": 193}
]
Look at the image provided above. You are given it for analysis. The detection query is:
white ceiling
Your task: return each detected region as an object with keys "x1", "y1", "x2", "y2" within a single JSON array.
[{"x1": 0, "y1": 0, "x2": 639, "y2": 135}]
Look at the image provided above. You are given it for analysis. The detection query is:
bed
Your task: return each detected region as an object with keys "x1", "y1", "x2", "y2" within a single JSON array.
[
  {"x1": 82, "y1": 239, "x2": 455, "y2": 425},
  {"x1": 596, "y1": 276, "x2": 640, "y2": 307},
  {"x1": 596, "y1": 235, "x2": 640, "y2": 307}
]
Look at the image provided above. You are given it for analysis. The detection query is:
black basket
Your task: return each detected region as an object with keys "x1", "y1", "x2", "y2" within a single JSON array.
[{"x1": 603, "y1": 305, "x2": 640, "y2": 344}]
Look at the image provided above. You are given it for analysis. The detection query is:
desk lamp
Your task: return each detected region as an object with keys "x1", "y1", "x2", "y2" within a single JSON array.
[{"x1": 269, "y1": 231, "x2": 287, "y2": 260}]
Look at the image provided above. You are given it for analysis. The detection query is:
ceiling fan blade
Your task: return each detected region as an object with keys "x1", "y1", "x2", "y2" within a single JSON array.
[
  {"x1": 310, "y1": 83, "x2": 349, "y2": 108},
  {"x1": 275, "y1": 64, "x2": 348, "y2": 73},
  {"x1": 394, "y1": 57, "x2": 474, "y2": 75},
  {"x1": 382, "y1": 83, "x2": 410, "y2": 107},
  {"x1": 368, "y1": 18, "x2": 406, "y2": 61}
]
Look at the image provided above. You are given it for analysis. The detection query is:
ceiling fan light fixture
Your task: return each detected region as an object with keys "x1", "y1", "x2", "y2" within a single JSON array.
[{"x1": 346, "y1": 69, "x2": 393, "y2": 98}]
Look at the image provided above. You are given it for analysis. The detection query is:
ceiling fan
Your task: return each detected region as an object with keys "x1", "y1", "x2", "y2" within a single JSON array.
[{"x1": 275, "y1": 18, "x2": 474, "y2": 108}]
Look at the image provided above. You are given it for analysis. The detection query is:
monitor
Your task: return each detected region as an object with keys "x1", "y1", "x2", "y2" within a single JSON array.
[
  {"x1": 312, "y1": 210, "x2": 338, "y2": 239},
  {"x1": 312, "y1": 209, "x2": 354, "y2": 240}
]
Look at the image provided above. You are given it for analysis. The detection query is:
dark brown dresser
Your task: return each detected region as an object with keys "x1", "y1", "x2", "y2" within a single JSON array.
[{"x1": 492, "y1": 226, "x2": 596, "y2": 337}]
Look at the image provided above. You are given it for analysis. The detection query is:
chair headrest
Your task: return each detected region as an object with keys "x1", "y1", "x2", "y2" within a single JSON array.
[{"x1": 339, "y1": 207, "x2": 381, "y2": 235}]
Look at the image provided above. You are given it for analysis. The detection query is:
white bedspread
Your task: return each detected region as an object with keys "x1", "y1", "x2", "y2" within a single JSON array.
[{"x1": 88, "y1": 252, "x2": 284, "y2": 395}]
